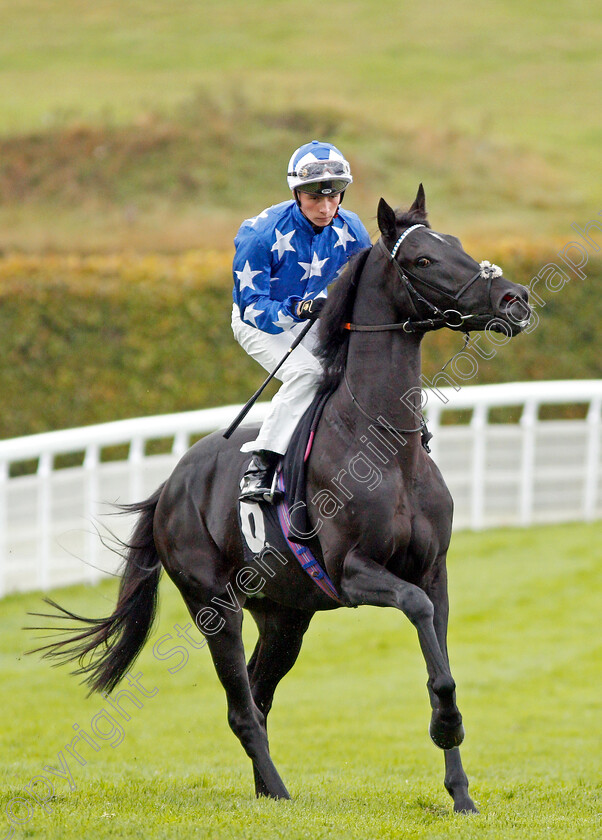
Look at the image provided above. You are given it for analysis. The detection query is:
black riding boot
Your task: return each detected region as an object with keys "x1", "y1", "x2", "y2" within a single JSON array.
[{"x1": 239, "y1": 450, "x2": 284, "y2": 504}]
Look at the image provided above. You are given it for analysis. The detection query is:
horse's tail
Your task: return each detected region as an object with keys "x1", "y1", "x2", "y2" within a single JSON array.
[{"x1": 29, "y1": 484, "x2": 164, "y2": 694}]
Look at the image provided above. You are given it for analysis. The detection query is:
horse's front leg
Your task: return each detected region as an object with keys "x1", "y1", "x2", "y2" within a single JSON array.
[
  {"x1": 425, "y1": 562, "x2": 478, "y2": 814},
  {"x1": 339, "y1": 550, "x2": 464, "y2": 751}
]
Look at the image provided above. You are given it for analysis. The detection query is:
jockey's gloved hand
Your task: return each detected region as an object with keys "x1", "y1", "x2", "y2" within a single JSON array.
[{"x1": 296, "y1": 298, "x2": 326, "y2": 321}]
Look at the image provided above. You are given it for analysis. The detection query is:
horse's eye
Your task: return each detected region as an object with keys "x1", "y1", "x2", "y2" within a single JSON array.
[{"x1": 416, "y1": 258, "x2": 430, "y2": 268}]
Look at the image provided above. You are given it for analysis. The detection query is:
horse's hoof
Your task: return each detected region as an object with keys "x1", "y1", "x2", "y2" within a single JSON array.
[
  {"x1": 429, "y1": 716, "x2": 465, "y2": 750},
  {"x1": 454, "y1": 798, "x2": 479, "y2": 814},
  {"x1": 255, "y1": 787, "x2": 291, "y2": 800}
]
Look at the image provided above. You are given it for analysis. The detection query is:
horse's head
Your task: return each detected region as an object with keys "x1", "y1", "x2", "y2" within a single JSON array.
[{"x1": 377, "y1": 185, "x2": 531, "y2": 335}]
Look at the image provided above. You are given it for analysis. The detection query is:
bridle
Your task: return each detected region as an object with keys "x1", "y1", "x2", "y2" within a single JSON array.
[
  {"x1": 343, "y1": 224, "x2": 503, "y2": 334},
  {"x1": 341, "y1": 223, "x2": 504, "y2": 448}
]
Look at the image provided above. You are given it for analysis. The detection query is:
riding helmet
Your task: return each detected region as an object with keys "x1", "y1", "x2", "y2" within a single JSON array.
[{"x1": 287, "y1": 140, "x2": 353, "y2": 196}]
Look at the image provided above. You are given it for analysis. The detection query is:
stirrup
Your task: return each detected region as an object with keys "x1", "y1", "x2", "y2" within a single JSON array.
[
  {"x1": 238, "y1": 480, "x2": 283, "y2": 505},
  {"x1": 266, "y1": 467, "x2": 284, "y2": 504},
  {"x1": 238, "y1": 461, "x2": 283, "y2": 504}
]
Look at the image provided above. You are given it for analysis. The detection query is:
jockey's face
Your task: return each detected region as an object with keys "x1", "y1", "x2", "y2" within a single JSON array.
[{"x1": 297, "y1": 191, "x2": 342, "y2": 227}]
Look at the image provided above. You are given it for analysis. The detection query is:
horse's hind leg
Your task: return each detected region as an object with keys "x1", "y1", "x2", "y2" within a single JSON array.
[
  {"x1": 246, "y1": 603, "x2": 313, "y2": 797},
  {"x1": 247, "y1": 603, "x2": 313, "y2": 718},
  {"x1": 185, "y1": 591, "x2": 291, "y2": 800},
  {"x1": 156, "y1": 492, "x2": 289, "y2": 800}
]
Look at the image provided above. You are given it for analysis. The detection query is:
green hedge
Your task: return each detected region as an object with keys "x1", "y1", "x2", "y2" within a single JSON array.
[{"x1": 0, "y1": 248, "x2": 600, "y2": 440}]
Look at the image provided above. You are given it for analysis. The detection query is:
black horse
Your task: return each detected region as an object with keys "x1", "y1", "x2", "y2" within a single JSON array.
[{"x1": 35, "y1": 186, "x2": 530, "y2": 813}]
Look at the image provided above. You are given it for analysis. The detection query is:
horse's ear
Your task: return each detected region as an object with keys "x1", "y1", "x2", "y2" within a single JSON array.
[
  {"x1": 377, "y1": 198, "x2": 397, "y2": 241},
  {"x1": 409, "y1": 183, "x2": 427, "y2": 218}
]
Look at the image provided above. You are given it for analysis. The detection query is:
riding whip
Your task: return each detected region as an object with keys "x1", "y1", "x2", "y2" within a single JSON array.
[{"x1": 223, "y1": 319, "x2": 315, "y2": 439}]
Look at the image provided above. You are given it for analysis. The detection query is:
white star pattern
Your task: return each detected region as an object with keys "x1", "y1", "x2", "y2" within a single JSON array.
[
  {"x1": 246, "y1": 210, "x2": 269, "y2": 227},
  {"x1": 235, "y1": 260, "x2": 262, "y2": 292},
  {"x1": 272, "y1": 311, "x2": 296, "y2": 331},
  {"x1": 243, "y1": 304, "x2": 264, "y2": 327},
  {"x1": 271, "y1": 228, "x2": 296, "y2": 260},
  {"x1": 333, "y1": 222, "x2": 356, "y2": 250},
  {"x1": 298, "y1": 252, "x2": 329, "y2": 280}
]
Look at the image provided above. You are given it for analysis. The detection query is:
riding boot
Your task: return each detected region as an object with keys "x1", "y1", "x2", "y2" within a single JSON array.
[{"x1": 239, "y1": 450, "x2": 284, "y2": 504}]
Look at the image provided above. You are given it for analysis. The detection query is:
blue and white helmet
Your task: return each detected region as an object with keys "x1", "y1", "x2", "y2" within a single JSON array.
[{"x1": 287, "y1": 140, "x2": 353, "y2": 196}]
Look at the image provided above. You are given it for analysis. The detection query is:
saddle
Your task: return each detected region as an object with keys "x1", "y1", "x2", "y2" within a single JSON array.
[{"x1": 280, "y1": 388, "x2": 331, "y2": 541}]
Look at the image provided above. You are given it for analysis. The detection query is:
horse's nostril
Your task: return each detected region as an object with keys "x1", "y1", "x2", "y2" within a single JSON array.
[{"x1": 500, "y1": 292, "x2": 532, "y2": 328}]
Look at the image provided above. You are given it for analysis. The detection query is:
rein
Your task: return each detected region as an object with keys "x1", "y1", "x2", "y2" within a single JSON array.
[{"x1": 343, "y1": 369, "x2": 432, "y2": 451}]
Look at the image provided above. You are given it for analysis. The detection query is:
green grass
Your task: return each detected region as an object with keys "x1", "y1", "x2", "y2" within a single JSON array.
[
  {"x1": 1, "y1": 522, "x2": 600, "y2": 838},
  {"x1": 0, "y1": 0, "x2": 600, "y2": 250}
]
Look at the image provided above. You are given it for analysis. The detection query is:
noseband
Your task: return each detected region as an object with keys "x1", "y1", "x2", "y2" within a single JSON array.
[{"x1": 344, "y1": 225, "x2": 503, "y2": 334}]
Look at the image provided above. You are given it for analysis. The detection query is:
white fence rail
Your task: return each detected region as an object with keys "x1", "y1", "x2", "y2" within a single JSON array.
[{"x1": 0, "y1": 381, "x2": 600, "y2": 597}]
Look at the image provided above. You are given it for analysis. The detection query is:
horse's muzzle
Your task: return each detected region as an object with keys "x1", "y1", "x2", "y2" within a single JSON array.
[{"x1": 491, "y1": 284, "x2": 531, "y2": 334}]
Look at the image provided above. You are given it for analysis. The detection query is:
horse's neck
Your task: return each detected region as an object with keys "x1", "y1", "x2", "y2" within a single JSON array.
[
  {"x1": 345, "y1": 330, "x2": 423, "y2": 431},
  {"x1": 343, "y1": 259, "x2": 425, "y2": 453}
]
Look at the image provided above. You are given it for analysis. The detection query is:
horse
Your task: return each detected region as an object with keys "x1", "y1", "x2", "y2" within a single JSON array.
[{"x1": 33, "y1": 185, "x2": 531, "y2": 814}]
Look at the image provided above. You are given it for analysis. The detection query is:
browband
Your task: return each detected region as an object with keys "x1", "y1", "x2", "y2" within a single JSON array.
[{"x1": 390, "y1": 224, "x2": 426, "y2": 259}]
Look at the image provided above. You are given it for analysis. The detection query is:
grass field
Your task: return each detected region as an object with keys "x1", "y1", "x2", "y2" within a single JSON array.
[
  {"x1": 1, "y1": 6, "x2": 599, "y2": 835},
  {"x1": 0, "y1": 522, "x2": 600, "y2": 839},
  {"x1": 0, "y1": 0, "x2": 600, "y2": 251}
]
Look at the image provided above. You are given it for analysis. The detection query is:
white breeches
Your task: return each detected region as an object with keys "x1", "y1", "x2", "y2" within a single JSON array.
[{"x1": 231, "y1": 304, "x2": 323, "y2": 455}]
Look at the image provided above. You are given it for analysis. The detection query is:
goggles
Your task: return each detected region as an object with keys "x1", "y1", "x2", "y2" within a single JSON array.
[{"x1": 289, "y1": 160, "x2": 350, "y2": 180}]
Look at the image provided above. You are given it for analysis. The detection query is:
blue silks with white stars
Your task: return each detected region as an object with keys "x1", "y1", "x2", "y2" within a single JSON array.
[{"x1": 232, "y1": 199, "x2": 371, "y2": 334}]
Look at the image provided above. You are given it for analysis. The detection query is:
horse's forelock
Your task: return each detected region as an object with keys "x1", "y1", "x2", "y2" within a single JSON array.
[{"x1": 395, "y1": 206, "x2": 430, "y2": 230}]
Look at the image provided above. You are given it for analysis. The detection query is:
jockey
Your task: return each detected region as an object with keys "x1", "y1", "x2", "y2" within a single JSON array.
[{"x1": 232, "y1": 139, "x2": 371, "y2": 503}]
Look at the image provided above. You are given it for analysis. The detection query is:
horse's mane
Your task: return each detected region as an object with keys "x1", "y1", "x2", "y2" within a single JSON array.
[
  {"x1": 316, "y1": 205, "x2": 430, "y2": 395},
  {"x1": 315, "y1": 247, "x2": 371, "y2": 395}
]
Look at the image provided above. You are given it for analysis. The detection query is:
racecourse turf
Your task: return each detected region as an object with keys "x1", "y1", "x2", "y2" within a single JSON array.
[{"x1": 0, "y1": 521, "x2": 600, "y2": 839}]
